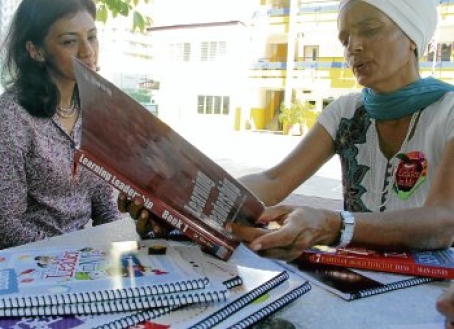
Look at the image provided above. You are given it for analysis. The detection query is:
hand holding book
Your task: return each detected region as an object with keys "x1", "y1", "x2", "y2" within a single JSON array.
[
  {"x1": 118, "y1": 193, "x2": 174, "y2": 239},
  {"x1": 228, "y1": 204, "x2": 341, "y2": 261},
  {"x1": 73, "y1": 58, "x2": 265, "y2": 260}
]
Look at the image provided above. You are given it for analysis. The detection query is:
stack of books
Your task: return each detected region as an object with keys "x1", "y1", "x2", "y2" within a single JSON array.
[
  {"x1": 0, "y1": 241, "x2": 311, "y2": 328},
  {"x1": 277, "y1": 245, "x2": 453, "y2": 301}
]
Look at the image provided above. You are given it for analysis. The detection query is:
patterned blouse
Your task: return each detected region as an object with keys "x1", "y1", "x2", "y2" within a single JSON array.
[
  {"x1": 318, "y1": 91, "x2": 454, "y2": 213},
  {"x1": 0, "y1": 89, "x2": 121, "y2": 249}
]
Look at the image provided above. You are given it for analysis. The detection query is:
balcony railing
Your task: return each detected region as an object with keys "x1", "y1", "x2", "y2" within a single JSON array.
[{"x1": 251, "y1": 59, "x2": 454, "y2": 70}]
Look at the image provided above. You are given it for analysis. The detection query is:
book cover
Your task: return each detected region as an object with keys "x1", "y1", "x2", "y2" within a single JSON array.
[
  {"x1": 300, "y1": 245, "x2": 454, "y2": 279},
  {"x1": 172, "y1": 245, "x2": 244, "y2": 290},
  {"x1": 0, "y1": 244, "x2": 236, "y2": 326},
  {"x1": 0, "y1": 240, "x2": 223, "y2": 312},
  {"x1": 72, "y1": 58, "x2": 265, "y2": 261},
  {"x1": 281, "y1": 257, "x2": 436, "y2": 301}
]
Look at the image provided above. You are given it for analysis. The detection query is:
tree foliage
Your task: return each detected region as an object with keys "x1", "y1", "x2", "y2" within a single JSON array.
[{"x1": 95, "y1": 0, "x2": 152, "y2": 31}]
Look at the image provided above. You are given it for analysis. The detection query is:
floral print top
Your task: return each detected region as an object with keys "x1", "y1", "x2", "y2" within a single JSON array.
[{"x1": 0, "y1": 89, "x2": 121, "y2": 249}]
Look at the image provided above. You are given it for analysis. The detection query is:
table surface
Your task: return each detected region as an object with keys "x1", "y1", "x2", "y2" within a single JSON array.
[{"x1": 15, "y1": 218, "x2": 449, "y2": 329}]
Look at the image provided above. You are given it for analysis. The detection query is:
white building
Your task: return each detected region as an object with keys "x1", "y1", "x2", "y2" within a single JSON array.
[
  {"x1": 0, "y1": 0, "x2": 20, "y2": 41},
  {"x1": 146, "y1": 0, "x2": 254, "y2": 131}
]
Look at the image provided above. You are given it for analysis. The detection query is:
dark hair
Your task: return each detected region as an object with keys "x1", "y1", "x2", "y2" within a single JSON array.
[{"x1": 1, "y1": 0, "x2": 96, "y2": 118}]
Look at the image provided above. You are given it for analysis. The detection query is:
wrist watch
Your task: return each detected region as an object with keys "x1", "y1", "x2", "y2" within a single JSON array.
[{"x1": 333, "y1": 211, "x2": 355, "y2": 248}]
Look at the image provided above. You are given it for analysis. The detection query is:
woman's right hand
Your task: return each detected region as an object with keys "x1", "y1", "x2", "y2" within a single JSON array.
[{"x1": 117, "y1": 193, "x2": 171, "y2": 238}]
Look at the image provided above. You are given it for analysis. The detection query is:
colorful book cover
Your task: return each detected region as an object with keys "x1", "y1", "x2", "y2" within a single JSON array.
[
  {"x1": 0, "y1": 243, "x2": 238, "y2": 326},
  {"x1": 72, "y1": 58, "x2": 265, "y2": 261},
  {"x1": 300, "y1": 245, "x2": 454, "y2": 279},
  {"x1": 0, "y1": 240, "x2": 211, "y2": 309}
]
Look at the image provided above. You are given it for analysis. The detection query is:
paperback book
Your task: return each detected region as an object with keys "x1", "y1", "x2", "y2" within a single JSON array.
[
  {"x1": 72, "y1": 58, "x2": 265, "y2": 261},
  {"x1": 279, "y1": 257, "x2": 436, "y2": 301},
  {"x1": 300, "y1": 245, "x2": 454, "y2": 279},
  {"x1": 0, "y1": 240, "x2": 229, "y2": 315}
]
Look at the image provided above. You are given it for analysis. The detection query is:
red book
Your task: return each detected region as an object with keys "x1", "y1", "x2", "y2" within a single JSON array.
[
  {"x1": 300, "y1": 245, "x2": 454, "y2": 279},
  {"x1": 72, "y1": 59, "x2": 265, "y2": 260}
]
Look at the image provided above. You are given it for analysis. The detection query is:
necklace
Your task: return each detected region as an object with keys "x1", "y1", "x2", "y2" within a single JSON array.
[
  {"x1": 56, "y1": 104, "x2": 78, "y2": 119},
  {"x1": 368, "y1": 111, "x2": 419, "y2": 209}
]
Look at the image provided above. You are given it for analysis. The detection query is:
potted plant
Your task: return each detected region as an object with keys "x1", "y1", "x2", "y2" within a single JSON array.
[{"x1": 278, "y1": 99, "x2": 314, "y2": 135}]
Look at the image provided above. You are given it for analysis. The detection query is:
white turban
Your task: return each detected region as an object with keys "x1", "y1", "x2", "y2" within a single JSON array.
[{"x1": 339, "y1": 0, "x2": 438, "y2": 57}]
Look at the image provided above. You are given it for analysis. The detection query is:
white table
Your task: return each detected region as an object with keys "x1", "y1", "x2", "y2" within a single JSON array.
[{"x1": 15, "y1": 219, "x2": 449, "y2": 329}]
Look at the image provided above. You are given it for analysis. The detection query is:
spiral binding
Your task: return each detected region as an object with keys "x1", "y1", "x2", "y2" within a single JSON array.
[
  {"x1": 0, "y1": 278, "x2": 209, "y2": 309},
  {"x1": 353, "y1": 276, "x2": 436, "y2": 300},
  {"x1": 0, "y1": 289, "x2": 229, "y2": 317},
  {"x1": 94, "y1": 306, "x2": 176, "y2": 329},
  {"x1": 189, "y1": 271, "x2": 290, "y2": 329},
  {"x1": 228, "y1": 281, "x2": 312, "y2": 329},
  {"x1": 222, "y1": 276, "x2": 244, "y2": 290}
]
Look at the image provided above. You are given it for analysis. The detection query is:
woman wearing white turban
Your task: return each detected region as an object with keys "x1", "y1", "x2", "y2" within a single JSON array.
[
  {"x1": 230, "y1": 1, "x2": 454, "y2": 267},
  {"x1": 122, "y1": 0, "x2": 454, "y2": 324}
]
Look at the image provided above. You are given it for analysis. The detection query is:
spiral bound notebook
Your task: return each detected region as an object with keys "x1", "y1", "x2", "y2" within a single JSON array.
[
  {"x1": 219, "y1": 276, "x2": 311, "y2": 329},
  {"x1": 117, "y1": 244, "x2": 306, "y2": 329},
  {"x1": 0, "y1": 245, "x2": 234, "y2": 328},
  {"x1": 0, "y1": 287, "x2": 229, "y2": 317},
  {"x1": 97, "y1": 271, "x2": 289, "y2": 329},
  {"x1": 0, "y1": 308, "x2": 173, "y2": 329},
  {"x1": 282, "y1": 258, "x2": 437, "y2": 301},
  {"x1": 0, "y1": 240, "x2": 219, "y2": 312}
]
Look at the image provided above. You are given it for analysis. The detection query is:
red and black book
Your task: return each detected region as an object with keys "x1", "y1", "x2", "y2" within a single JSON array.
[
  {"x1": 72, "y1": 58, "x2": 265, "y2": 260},
  {"x1": 300, "y1": 245, "x2": 454, "y2": 279}
]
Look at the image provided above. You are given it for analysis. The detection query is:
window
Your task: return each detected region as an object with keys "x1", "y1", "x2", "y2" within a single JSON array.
[
  {"x1": 304, "y1": 45, "x2": 319, "y2": 61},
  {"x1": 169, "y1": 42, "x2": 191, "y2": 62},
  {"x1": 441, "y1": 43, "x2": 452, "y2": 61},
  {"x1": 201, "y1": 41, "x2": 227, "y2": 61},
  {"x1": 427, "y1": 43, "x2": 453, "y2": 62},
  {"x1": 197, "y1": 95, "x2": 230, "y2": 115}
]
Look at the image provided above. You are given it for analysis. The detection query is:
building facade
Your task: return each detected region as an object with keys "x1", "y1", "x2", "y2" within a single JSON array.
[
  {"x1": 148, "y1": 0, "x2": 454, "y2": 134},
  {"x1": 246, "y1": 0, "x2": 454, "y2": 133}
]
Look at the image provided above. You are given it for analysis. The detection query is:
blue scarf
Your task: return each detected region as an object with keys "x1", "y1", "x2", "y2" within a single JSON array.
[{"x1": 362, "y1": 77, "x2": 454, "y2": 120}]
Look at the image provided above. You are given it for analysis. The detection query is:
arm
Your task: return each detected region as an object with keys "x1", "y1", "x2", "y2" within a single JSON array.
[
  {"x1": 0, "y1": 112, "x2": 47, "y2": 248},
  {"x1": 239, "y1": 122, "x2": 335, "y2": 206},
  {"x1": 231, "y1": 139, "x2": 454, "y2": 261},
  {"x1": 90, "y1": 181, "x2": 122, "y2": 225}
]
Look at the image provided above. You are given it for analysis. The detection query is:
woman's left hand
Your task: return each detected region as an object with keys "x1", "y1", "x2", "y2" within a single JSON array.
[{"x1": 228, "y1": 205, "x2": 341, "y2": 261}]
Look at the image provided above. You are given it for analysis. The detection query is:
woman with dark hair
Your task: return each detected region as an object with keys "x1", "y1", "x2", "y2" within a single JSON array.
[{"x1": 0, "y1": 0, "x2": 121, "y2": 249}]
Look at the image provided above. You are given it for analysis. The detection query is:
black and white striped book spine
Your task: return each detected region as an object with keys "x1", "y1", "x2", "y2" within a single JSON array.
[
  {"x1": 227, "y1": 282, "x2": 312, "y2": 329},
  {"x1": 0, "y1": 278, "x2": 209, "y2": 309},
  {"x1": 188, "y1": 271, "x2": 290, "y2": 329},
  {"x1": 93, "y1": 307, "x2": 176, "y2": 329},
  {"x1": 0, "y1": 288, "x2": 229, "y2": 317},
  {"x1": 353, "y1": 276, "x2": 436, "y2": 300}
]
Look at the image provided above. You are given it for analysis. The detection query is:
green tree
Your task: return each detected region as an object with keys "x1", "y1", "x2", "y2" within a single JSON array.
[{"x1": 95, "y1": 0, "x2": 152, "y2": 31}]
